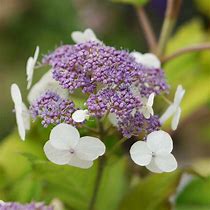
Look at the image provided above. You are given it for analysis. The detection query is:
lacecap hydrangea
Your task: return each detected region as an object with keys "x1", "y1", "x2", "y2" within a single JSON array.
[
  {"x1": 29, "y1": 39, "x2": 168, "y2": 138},
  {"x1": 11, "y1": 29, "x2": 185, "y2": 172}
]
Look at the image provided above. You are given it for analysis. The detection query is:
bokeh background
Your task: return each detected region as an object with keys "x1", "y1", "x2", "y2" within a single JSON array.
[{"x1": 0, "y1": 0, "x2": 210, "y2": 209}]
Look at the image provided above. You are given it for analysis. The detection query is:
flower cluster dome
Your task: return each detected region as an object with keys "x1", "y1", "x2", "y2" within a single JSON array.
[{"x1": 10, "y1": 29, "x2": 185, "y2": 172}]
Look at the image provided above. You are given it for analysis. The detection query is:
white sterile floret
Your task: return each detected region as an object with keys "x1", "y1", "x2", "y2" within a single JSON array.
[
  {"x1": 26, "y1": 46, "x2": 39, "y2": 90},
  {"x1": 11, "y1": 84, "x2": 30, "y2": 140},
  {"x1": 71, "y1": 28, "x2": 101, "y2": 44},
  {"x1": 28, "y1": 70, "x2": 69, "y2": 104},
  {"x1": 44, "y1": 123, "x2": 106, "y2": 169},
  {"x1": 108, "y1": 112, "x2": 118, "y2": 127},
  {"x1": 140, "y1": 93, "x2": 155, "y2": 119},
  {"x1": 160, "y1": 85, "x2": 185, "y2": 130},
  {"x1": 131, "y1": 52, "x2": 161, "y2": 68},
  {"x1": 130, "y1": 130, "x2": 177, "y2": 173},
  {"x1": 72, "y1": 109, "x2": 89, "y2": 123}
]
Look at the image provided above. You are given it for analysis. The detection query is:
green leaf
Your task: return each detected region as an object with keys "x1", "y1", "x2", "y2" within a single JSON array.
[
  {"x1": 0, "y1": 129, "x2": 128, "y2": 208},
  {"x1": 31, "y1": 158, "x2": 128, "y2": 210},
  {"x1": 175, "y1": 176, "x2": 210, "y2": 210},
  {"x1": 119, "y1": 171, "x2": 182, "y2": 210},
  {"x1": 0, "y1": 131, "x2": 44, "y2": 179},
  {"x1": 111, "y1": 0, "x2": 149, "y2": 6},
  {"x1": 163, "y1": 19, "x2": 210, "y2": 121}
]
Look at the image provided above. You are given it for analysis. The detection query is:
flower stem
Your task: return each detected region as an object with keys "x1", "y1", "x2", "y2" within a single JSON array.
[
  {"x1": 161, "y1": 94, "x2": 172, "y2": 105},
  {"x1": 157, "y1": 0, "x2": 181, "y2": 56},
  {"x1": 135, "y1": 6, "x2": 157, "y2": 52},
  {"x1": 88, "y1": 120, "x2": 106, "y2": 210},
  {"x1": 88, "y1": 156, "x2": 105, "y2": 210},
  {"x1": 162, "y1": 43, "x2": 210, "y2": 63}
]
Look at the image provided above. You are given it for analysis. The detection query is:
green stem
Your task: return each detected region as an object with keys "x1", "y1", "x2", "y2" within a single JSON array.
[
  {"x1": 88, "y1": 120, "x2": 106, "y2": 210},
  {"x1": 162, "y1": 43, "x2": 210, "y2": 63},
  {"x1": 157, "y1": 18, "x2": 175, "y2": 56},
  {"x1": 157, "y1": 0, "x2": 182, "y2": 56},
  {"x1": 161, "y1": 94, "x2": 172, "y2": 105},
  {"x1": 135, "y1": 6, "x2": 157, "y2": 52},
  {"x1": 88, "y1": 156, "x2": 105, "y2": 210}
]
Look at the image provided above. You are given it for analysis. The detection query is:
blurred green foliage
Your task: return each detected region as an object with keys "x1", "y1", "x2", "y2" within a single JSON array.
[
  {"x1": 194, "y1": 0, "x2": 210, "y2": 19},
  {"x1": 176, "y1": 177, "x2": 210, "y2": 210},
  {"x1": 0, "y1": 130, "x2": 128, "y2": 210},
  {"x1": 164, "y1": 19, "x2": 210, "y2": 119},
  {"x1": 111, "y1": 0, "x2": 149, "y2": 6},
  {"x1": 120, "y1": 171, "x2": 182, "y2": 210}
]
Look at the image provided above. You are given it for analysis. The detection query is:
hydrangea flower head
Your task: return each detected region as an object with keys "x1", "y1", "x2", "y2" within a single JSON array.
[
  {"x1": 11, "y1": 29, "x2": 184, "y2": 173},
  {"x1": 38, "y1": 40, "x2": 169, "y2": 138}
]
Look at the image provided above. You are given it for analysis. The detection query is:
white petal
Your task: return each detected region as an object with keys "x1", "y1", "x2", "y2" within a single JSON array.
[
  {"x1": 84, "y1": 28, "x2": 98, "y2": 42},
  {"x1": 33, "y1": 46, "x2": 39, "y2": 62},
  {"x1": 174, "y1": 85, "x2": 185, "y2": 106},
  {"x1": 26, "y1": 57, "x2": 34, "y2": 89},
  {"x1": 72, "y1": 110, "x2": 89, "y2": 123},
  {"x1": 26, "y1": 46, "x2": 39, "y2": 90},
  {"x1": 130, "y1": 141, "x2": 152, "y2": 166},
  {"x1": 171, "y1": 107, "x2": 181, "y2": 130},
  {"x1": 22, "y1": 103, "x2": 30, "y2": 130},
  {"x1": 49, "y1": 124, "x2": 80, "y2": 150},
  {"x1": 148, "y1": 106, "x2": 154, "y2": 116},
  {"x1": 44, "y1": 141, "x2": 71, "y2": 165},
  {"x1": 147, "y1": 93, "x2": 155, "y2": 107},
  {"x1": 142, "y1": 53, "x2": 161, "y2": 68},
  {"x1": 130, "y1": 52, "x2": 143, "y2": 63},
  {"x1": 108, "y1": 112, "x2": 118, "y2": 127},
  {"x1": 28, "y1": 70, "x2": 68, "y2": 103},
  {"x1": 71, "y1": 31, "x2": 85, "y2": 43},
  {"x1": 71, "y1": 29, "x2": 100, "y2": 44},
  {"x1": 16, "y1": 111, "x2": 25, "y2": 141},
  {"x1": 130, "y1": 83, "x2": 141, "y2": 99},
  {"x1": 147, "y1": 130, "x2": 173, "y2": 155},
  {"x1": 131, "y1": 52, "x2": 161, "y2": 68},
  {"x1": 142, "y1": 108, "x2": 152, "y2": 119},
  {"x1": 11, "y1": 84, "x2": 26, "y2": 141},
  {"x1": 155, "y1": 153, "x2": 177, "y2": 172},
  {"x1": 11, "y1": 84, "x2": 22, "y2": 108},
  {"x1": 68, "y1": 155, "x2": 93, "y2": 169},
  {"x1": 159, "y1": 104, "x2": 176, "y2": 124},
  {"x1": 76, "y1": 136, "x2": 106, "y2": 161},
  {"x1": 146, "y1": 158, "x2": 163, "y2": 173}
]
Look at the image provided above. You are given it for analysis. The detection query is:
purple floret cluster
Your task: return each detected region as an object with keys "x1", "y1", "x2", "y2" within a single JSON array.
[
  {"x1": 30, "y1": 91, "x2": 76, "y2": 127},
  {"x1": 30, "y1": 41, "x2": 168, "y2": 137},
  {"x1": 118, "y1": 113, "x2": 161, "y2": 138},
  {"x1": 0, "y1": 202, "x2": 53, "y2": 210}
]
